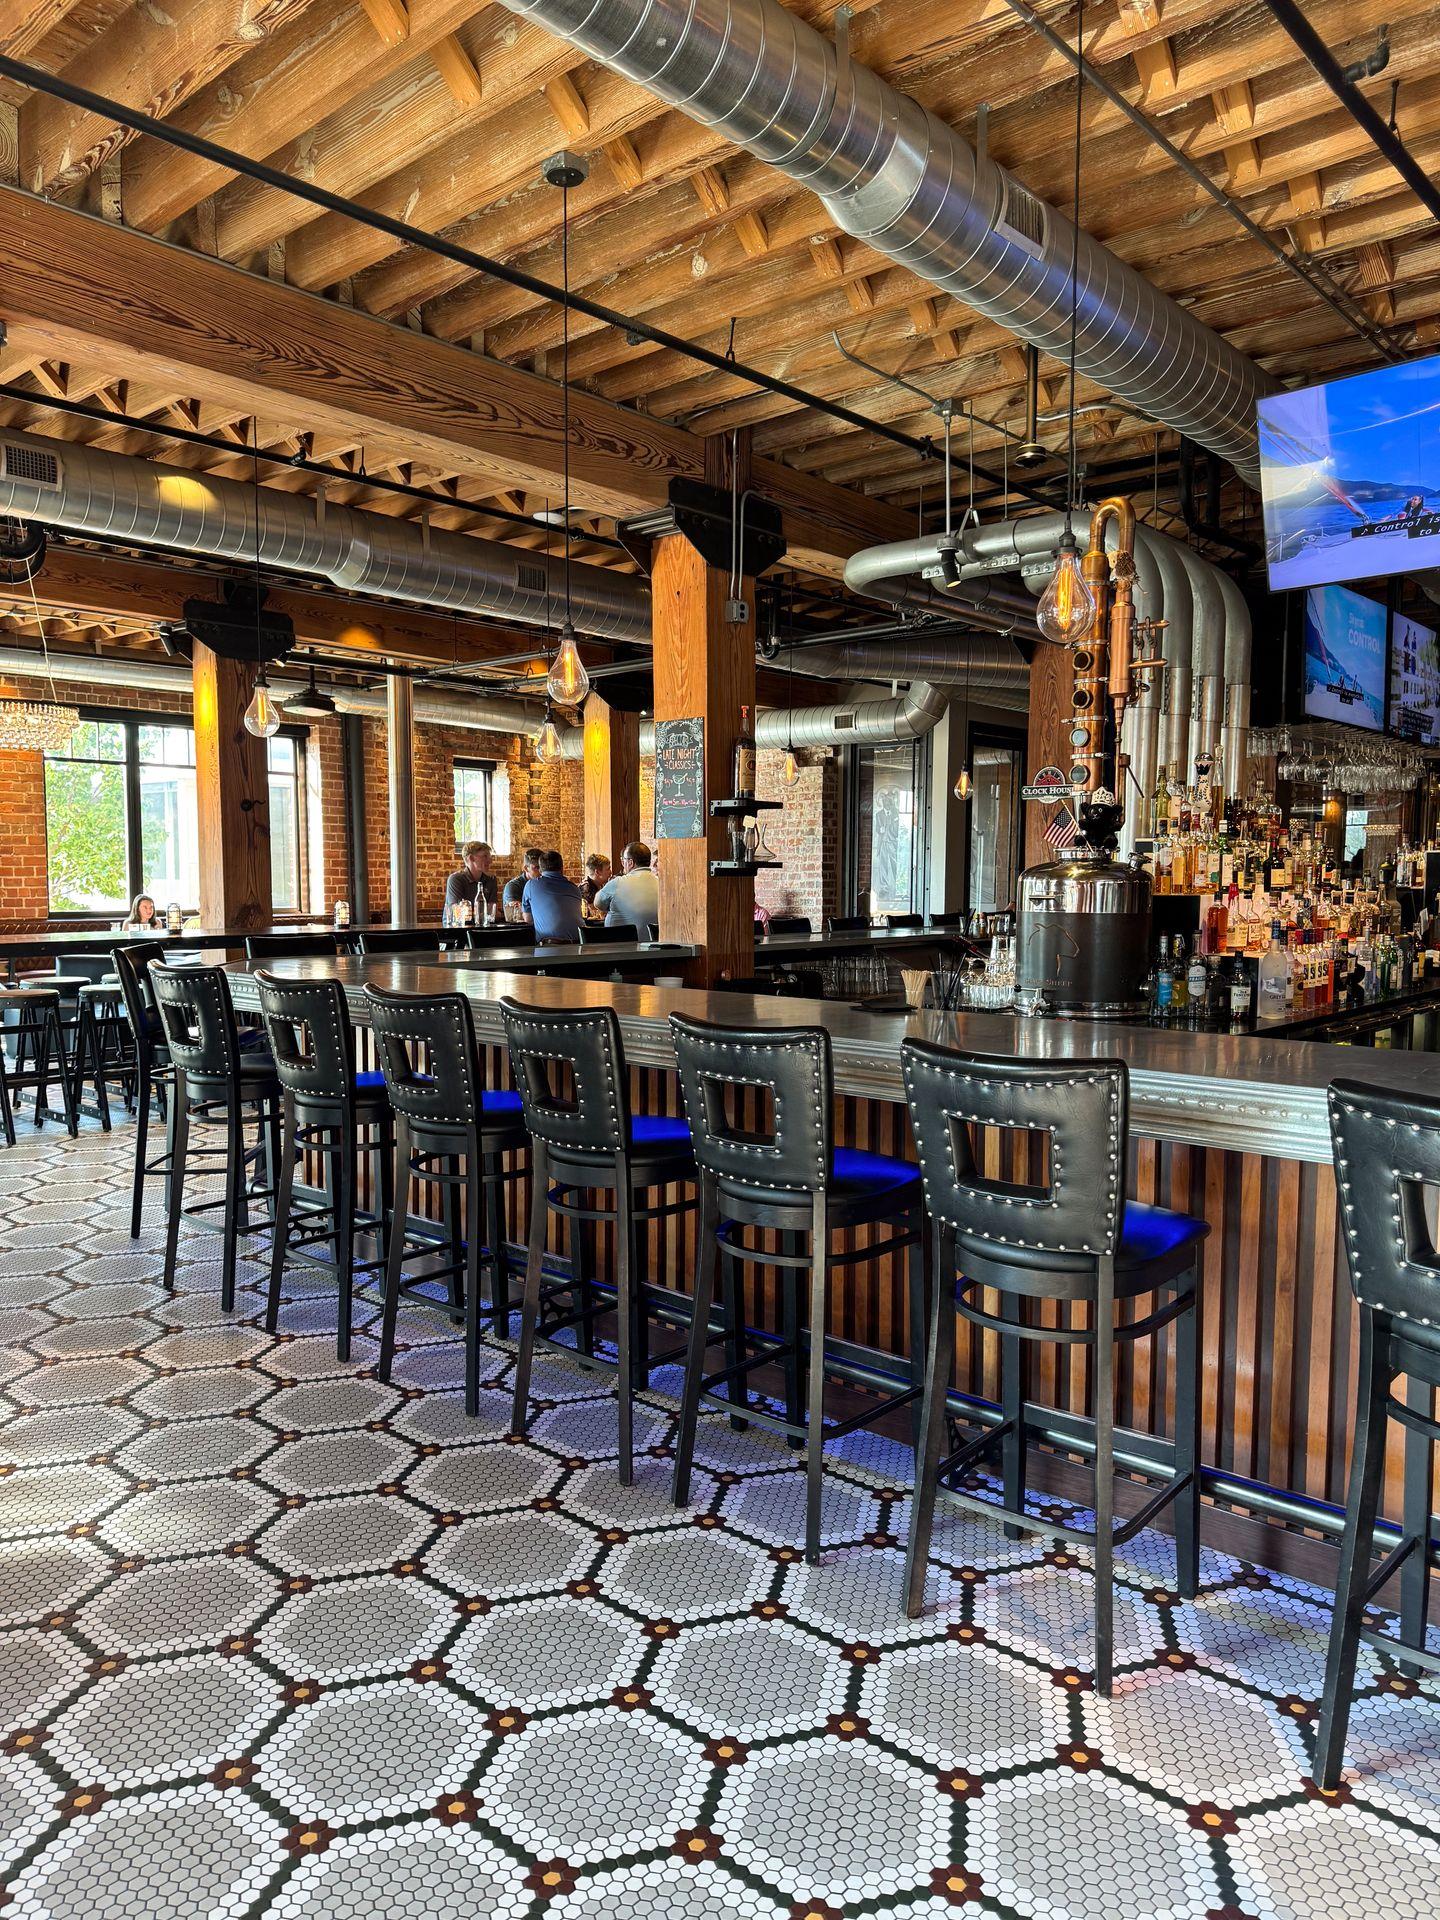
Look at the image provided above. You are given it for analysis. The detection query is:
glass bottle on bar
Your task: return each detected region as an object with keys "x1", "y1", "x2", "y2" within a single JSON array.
[{"x1": 733, "y1": 705, "x2": 757, "y2": 801}]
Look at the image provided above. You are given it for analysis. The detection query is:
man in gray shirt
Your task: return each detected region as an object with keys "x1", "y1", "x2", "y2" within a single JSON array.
[
  {"x1": 443, "y1": 842, "x2": 497, "y2": 925},
  {"x1": 594, "y1": 842, "x2": 660, "y2": 934}
]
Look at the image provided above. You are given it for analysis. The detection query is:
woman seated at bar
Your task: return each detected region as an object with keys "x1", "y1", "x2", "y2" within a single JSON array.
[
  {"x1": 594, "y1": 842, "x2": 660, "y2": 934},
  {"x1": 581, "y1": 852, "x2": 612, "y2": 921},
  {"x1": 503, "y1": 848, "x2": 543, "y2": 923},
  {"x1": 443, "y1": 841, "x2": 498, "y2": 926},
  {"x1": 521, "y1": 850, "x2": 584, "y2": 944},
  {"x1": 123, "y1": 892, "x2": 157, "y2": 930}
]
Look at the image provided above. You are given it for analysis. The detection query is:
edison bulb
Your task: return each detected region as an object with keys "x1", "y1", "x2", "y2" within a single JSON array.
[
  {"x1": 1035, "y1": 534, "x2": 1096, "y2": 646},
  {"x1": 533, "y1": 713, "x2": 563, "y2": 764},
  {"x1": 954, "y1": 766, "x2": 972, "y2": 801},
  {"x1": 781, "y1": 748, "x2": 801, "y2": 787},
  {"x1": 243, "y1": 674, "x2": 282, "y2": 738},
  {"x1": 545, "y1": 622, "x2": 590, "y2": 706}
]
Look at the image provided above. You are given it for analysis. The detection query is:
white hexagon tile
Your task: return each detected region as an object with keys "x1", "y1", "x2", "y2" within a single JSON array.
[{"x1": 0, "y1": 1117, "x2": 1436, "y2": 1920}]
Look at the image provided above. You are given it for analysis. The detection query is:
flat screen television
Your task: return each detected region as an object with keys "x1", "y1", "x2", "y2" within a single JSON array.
[
  {"x1": 1258, "y1": 352, "x2": 1440, "y2": 591},
  {"x1": 1300, "y1": 584, "x2": 1387, "y2": 731},
  {"x1": 1389, "y1": 607, "x2": 1440, "y2": 745}
]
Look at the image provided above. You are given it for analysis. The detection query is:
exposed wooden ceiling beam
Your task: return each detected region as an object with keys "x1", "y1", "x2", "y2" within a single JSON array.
[{"x1": 0, "y1": 189, "x2": 912, "y2": 573}]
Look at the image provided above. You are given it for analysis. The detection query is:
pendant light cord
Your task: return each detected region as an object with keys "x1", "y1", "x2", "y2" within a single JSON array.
[
  {"x1": 1064, "y1": 0, "x2": 1084, "y2": 534},
  {"x1": 561, "y1": 180, "x2": 572, "y2": 634},
  {"x1": 252, "y1": 423, "x2": 264, "y2": 671}
]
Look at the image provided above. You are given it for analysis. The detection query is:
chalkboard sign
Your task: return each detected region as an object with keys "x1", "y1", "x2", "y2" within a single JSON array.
[{"x1": 654, "y1": 717, "x2": 705, "y2": 839}]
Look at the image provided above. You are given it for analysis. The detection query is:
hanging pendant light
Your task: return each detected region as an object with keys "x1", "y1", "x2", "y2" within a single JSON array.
[
  {"x1": 953, "y1": 765, "x2": 972, "y2": 802},
  {"x1": 241, "y1": 427, "x2": 281, "y2": 738},
  {"x1": 0, "y1": 522, "x2": 79, "y2": 752},
  {"x1": 1036, "y1": 0, "x2": 1096, "y2": 652},
  {"x1": 546, "y1": 619, "x2": 590, "y2": 707},
  {"x1": 1035, "y1": 531, "x2": 1096, "y2": 646},
  {"x1": 953, "y1": 636, "x2": 974, "y2": 802},
  {"x1": 283, "y1": 655, "x2": 337, "y2": 720},
  {"x1": 782, "y1": 748, "x2": 801, "y2": 788},
  {"x1": 532, "y1": 704, "x2": 563, "y2": 765},
  {"x1": 542, "y1": 150, "x2": 590, "y2": 725},
  {"x1": 243, "y1": 667, "x2": 282, "y2": 738}
]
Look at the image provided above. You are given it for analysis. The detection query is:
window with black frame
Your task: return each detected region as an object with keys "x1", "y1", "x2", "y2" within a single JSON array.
[
  {"x1": 42, "y1": 710, "x2": 308, "y2": 916},
  {"x1": 452, "y1": 757, "x2": 496, "y2": 850},
  {"x1": 846, "y1": 741, "x2": 927, "y2": 916}
]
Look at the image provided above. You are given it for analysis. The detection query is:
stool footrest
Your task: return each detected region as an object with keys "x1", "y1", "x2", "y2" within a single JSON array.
[{"x1": 1357, "y1": 1624, "x2": 1440, "y2": 1675}]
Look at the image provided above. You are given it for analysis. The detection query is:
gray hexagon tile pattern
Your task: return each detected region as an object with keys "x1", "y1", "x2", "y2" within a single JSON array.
[{"x1": 0, "y1": 1118, "x2": 1436, "y2": 1920}]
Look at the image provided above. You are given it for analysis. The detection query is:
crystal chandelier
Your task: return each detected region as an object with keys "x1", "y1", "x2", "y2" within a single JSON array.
[
  {"x1": 0, "y1": 692, "x2": 79, "y2": 754},
  {"x1": 0, "y1": 517, "x2": 79, "y2": 754}
]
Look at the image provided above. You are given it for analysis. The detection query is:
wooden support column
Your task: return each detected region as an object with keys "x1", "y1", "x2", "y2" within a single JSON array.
[
  {"x1": 651, "y1": 462, "x2": 757, "y2": 986},
  {"x1": 191, "y1": 642, "x2": 272, "y2": 931},
  {"x1": 387, "y1": 674, "x2": 416, "y2": 924},
  {"x1": 582, "y1": 693, "x2": 640, "y2": 861}
]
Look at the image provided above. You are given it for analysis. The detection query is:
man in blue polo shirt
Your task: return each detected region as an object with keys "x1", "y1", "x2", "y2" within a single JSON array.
[{"x1": 520, "y1": 849, "x2": 584, "y2": 944}]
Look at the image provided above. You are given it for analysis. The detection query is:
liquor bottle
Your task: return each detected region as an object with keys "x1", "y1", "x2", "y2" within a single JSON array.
[
  {"x1": 1153, "y1": 766, "x2": 1170, "y2": 839},
  {"x1": 1154, "y1": 833, "x2": 1173, "y2": 896},
  {"x1": 733, "y1": 705, "x2": 757, "y2": 799},
  {"x1": 1186, "y1": 944, "x2": 1209, "y2": 1022},
  {"x1": 1227, "y1": 954, "x2": 1252, "y2": 1026},
  {"x1": 1257, "y1": 921, "x2": 1288, "y2": 1020},
  {"x1": 1171, "y1": 936, "x2": 1189, "y2": 1015},
  {"x1": 1153, "y1": 934, "x2": 1174, "y2": 1022}
]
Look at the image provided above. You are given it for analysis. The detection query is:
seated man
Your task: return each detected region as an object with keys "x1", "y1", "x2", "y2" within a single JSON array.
[
  {"x1": 594, "y1": 841, "x2": 660, "y2": 935},
  {"x1": 443, "y1": 841, "x2": 498, "y2": 925},
  {"x1": 520, "y1": 849, "x2": 584, "y2": 945},
  {"x1": 580, "y1": 852, "x2": 612, "y2": 920},
  {"x1": 503, "y1": 848, "x2": 543, "y2": 921}
]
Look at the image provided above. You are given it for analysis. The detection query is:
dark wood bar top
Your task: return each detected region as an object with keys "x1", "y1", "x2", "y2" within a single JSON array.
[{"x1": 223, "y1": 956, "x2": 1428, "y2": 1165}]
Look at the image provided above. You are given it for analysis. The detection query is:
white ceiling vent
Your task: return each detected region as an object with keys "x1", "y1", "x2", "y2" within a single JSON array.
[{"x1": 2, "y1": 441, "x2": 61, "y2": 490}]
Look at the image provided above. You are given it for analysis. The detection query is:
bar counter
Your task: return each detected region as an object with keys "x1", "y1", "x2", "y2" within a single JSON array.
[{"x1": 223, "y1": 955, "x2": 1430, "y2": 1570}]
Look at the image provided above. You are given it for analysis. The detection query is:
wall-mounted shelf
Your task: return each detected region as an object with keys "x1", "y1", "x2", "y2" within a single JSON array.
[
  {"x1": 709, "y1": 797, "x2": 782, "y2": 817},
  {"x1": 709, "y1": 858, "x2": 783, "y2": 876}
]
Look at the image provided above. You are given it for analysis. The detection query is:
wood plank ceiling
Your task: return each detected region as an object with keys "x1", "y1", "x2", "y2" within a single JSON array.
[{"x1": 0, "y1": 0, "x2": 1436, "y2": 666}]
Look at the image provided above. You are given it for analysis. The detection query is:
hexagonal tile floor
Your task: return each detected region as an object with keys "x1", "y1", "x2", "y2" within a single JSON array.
[{"x1": 0, "y1": 1117, "x2": 1436, "y2": 1920}]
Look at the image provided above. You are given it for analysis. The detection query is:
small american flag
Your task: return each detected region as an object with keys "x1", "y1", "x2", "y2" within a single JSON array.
[{"x1": 1043, "y1": 805, "x2": 1080, "y2": 854}]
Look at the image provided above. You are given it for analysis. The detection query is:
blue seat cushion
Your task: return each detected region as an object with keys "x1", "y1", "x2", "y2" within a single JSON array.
[
  {"x1": 354, "y1": 1069, "x2": 386, "y2": 1092},
  {"x1": 1117, "y1": 1201, "x2": 1207, "y2": 1268},
  {"x1": 831, "y1": 1146, "x2": 921, "y2": 1198},
  {"x1": 630, "y1": 1112, "x2": 691, "y2": 1148},
  {"x1": 481, "y1": 1088, "x2": 523, "y2": 1117}
]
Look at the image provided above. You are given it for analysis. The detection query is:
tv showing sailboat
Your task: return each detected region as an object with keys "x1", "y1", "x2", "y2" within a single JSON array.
[
  {"x1": 1300, "y1": 585, "x2": 1387, "y2": 731},
  {"x1": 1258, "y1": 353, "x2": 1440, "y2": 591}
]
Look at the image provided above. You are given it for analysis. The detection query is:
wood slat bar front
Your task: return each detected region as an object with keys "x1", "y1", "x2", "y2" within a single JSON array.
[{"x1": 226, "y1": 958, "x2": 1434, "y2": 1560}]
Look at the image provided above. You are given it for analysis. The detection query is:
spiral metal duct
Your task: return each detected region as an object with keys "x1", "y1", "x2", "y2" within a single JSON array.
[
  {"x1": 0, "y1": 429, "x2": 650, "y2": 644},
  {"x1": 498, "y1": 0, "x2": 1273, "y2": 478},
  {"x1": 764, "y1": 635, "x2": 1029, "y2": 700}
]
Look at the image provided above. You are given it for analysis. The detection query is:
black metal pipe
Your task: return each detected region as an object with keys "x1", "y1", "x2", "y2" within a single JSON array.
[
  {"x1": 1260, "y1": 0, "x2": 1440, "y2": 228},
  {"x1": 0, "y1": 54, "x2": 1052, "y2": 509},
  {"x1": 341, "y1": 713, "x2": 370, "y2": 925},
  {"x1": 998, "y1": 0, "x2": 1407, "y2": 366}
]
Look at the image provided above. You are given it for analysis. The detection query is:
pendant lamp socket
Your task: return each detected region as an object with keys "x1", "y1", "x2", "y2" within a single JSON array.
[{"x1": 542, "y1": 151, "x2": 589, "y2": 189}]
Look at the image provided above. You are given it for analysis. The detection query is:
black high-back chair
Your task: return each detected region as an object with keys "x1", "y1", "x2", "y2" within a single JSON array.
[
  {"x1": 149, "y1": 963, "x2": 280, "y2": 1312},
  {"x1": 357, "y1": 929, "x2": 441, "y2": 957},
  {"x1": 885, "y1": 912, "x2": 924, "y2": 930},
  {"x1": 500, "y1": 997, "x2": 694, "y2": 1483},
  {"x1": 668, "y1": 1013, "x2": 925, "y2": 1562},
  {"x1": 1314, "y1": 1081, "x2": 1440, "y2": 1788},
  {"x1": 825, "y1": 914, "x2": 871, "y2": 935},
  {"x1": 112, "y1": 943, "x2": 176, "y2": 1237},
  {"x1": 577, "y1": 924, "x2": 639, "y2": 946},
  {"x1": 762, "y1": 917, "x2": 812, "y2": 938},
  {"x1": 364, "y1": 985, "x2": 527, "y2": 1413},
  {"x1": 255, "y1": 971, "x2": 393, "y2": 1359},
  {"x1": 244, "y1": 932, "x2": 339, "y2": 963},
  {"x1": 898, "y1": 1038, "x2": 1207, "y2": 1692}
]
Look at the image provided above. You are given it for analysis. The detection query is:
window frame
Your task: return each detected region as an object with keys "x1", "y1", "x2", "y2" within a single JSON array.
[
  {"x1": 43, "y1": 705, "x2": 309, "y2": 920},
  {"x1": 452, "y1": 755, "x2": 498, "y2": 854}
]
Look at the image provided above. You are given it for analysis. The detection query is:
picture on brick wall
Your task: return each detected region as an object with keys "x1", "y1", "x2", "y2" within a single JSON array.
[{"x1": 653, "y1": 717, "x2": 705, "y2": 839}]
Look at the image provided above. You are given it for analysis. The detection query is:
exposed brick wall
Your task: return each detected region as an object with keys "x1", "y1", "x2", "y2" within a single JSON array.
[
  {"x1": 0, "y1": 669, "x2": 584, "y2": 929},
  {"x1": 637, "y1": 744, "x2": 840, "y2": 931}
]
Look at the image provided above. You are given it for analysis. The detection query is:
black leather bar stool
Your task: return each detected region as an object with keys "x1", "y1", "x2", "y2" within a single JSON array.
[
  {"x1": 1314, "y1": 1081, "x2": 1440, "y2": 1789},
  {"x1": 73, "y1": 978, "x2": 134, "y2": 1131},
  {"x1": 899, "y1": 1039, "x2": 1208, "y2": 1694},
  {"x1": 0, "y1": 984, "x2": 77, "y2": 1144},
  {"x1": 150, "y1": 964, "x2": 281, "y2": 1311},
  {"x1": 255, "y1": 971, "x2": 394, "y2": 1359},
  {"x1": 111, "y1": 944, "x2": 176, "y2": 1237},
  {"x1": 244, "y1": 932, "x2": 340, "y2": 963},
  {"x1": 365, "y1": 985, "x2": 528, "y2": 1413},
  {"x1": 500, "y1": 997, "x2": 695, "y2": 1484},
  {"x1": 668, "y1": 1013, "x2": 927, "y2": 1564}
]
